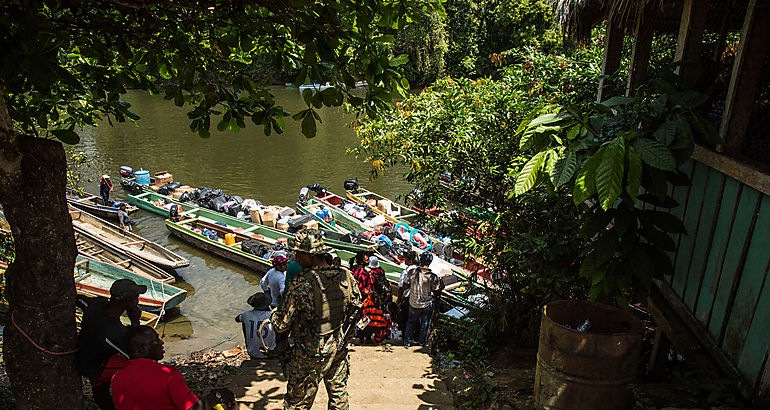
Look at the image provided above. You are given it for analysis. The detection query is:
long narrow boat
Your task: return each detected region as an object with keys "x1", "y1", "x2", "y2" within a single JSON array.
[
  {"x1": 73, "y1": 256, "x2": 187, "y2": 312},
  {"x1": 165, "y1": 214, "x2": 278, "y2": 272},
  {"x1": 67, "y1": 190, "x2": 138, "y2": 221},
  {"x1": 344, "y1": 187, "x2": 420, "y2": 223},
  {"x1": 74, "y1": 231, "x2": 175, "y2": 284},
  {"x1": 130, "y1": 191, "x2": 377, "y2": 254},
  {"x1": 295, "y1": 199, "x2": 368, "y2": 233},
  {"x1": 69, "y1": 207, "x2": 189, "y2": 269}
]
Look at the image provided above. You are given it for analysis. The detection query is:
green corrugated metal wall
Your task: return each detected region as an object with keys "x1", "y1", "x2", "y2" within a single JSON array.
[{"x1": 667, "y1": 160, "x2": 770, "y2": 390}]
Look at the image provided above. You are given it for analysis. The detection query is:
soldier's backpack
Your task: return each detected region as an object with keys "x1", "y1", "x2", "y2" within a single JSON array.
[{"x1": 304, "y1": 267, "x2": 355, "y2": 336}]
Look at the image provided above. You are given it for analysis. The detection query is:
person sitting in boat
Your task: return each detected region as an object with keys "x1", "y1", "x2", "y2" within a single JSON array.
[
  {"x1": 235, "y1": 292, "x2": 276, "y2": 359},
  {"x1": 117, "y1": 202, "x2": 133, "y2": 233},
  {"x1": 76, "y1": 279, "x2": 146, "y2": 410},
  {"x1": 100, "y1": 174, "x2": 113, "y2": 206},
  {"x1": 261, "y1": 255, "x2": 289, "y2": 308},
  {"x1": 111, "y1": 325, "x2": 235, "y2": 409}
]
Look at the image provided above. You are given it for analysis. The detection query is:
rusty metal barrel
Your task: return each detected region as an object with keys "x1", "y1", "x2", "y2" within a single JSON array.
[{"x1": 534, "y1": 300, "x2": 644, "y2": 409}]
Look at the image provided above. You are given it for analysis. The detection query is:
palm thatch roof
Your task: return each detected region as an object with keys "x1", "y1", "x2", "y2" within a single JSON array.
[
  {"x1": 552, "y1": 0, "x2": 641, "y2": 42},
  {"x1": 551, "y1": 0, "x2": 746, "y2": 43}
]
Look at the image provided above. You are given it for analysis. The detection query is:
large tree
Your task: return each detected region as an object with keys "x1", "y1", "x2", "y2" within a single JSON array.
[{"x1": 0, "y1": 0, "x2": 441, "y2": 407}]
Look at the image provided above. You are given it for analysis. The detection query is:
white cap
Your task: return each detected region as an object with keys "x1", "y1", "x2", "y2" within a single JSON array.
[{"x1": 102, "y1": 174, "x2": 110, "y2": 179}]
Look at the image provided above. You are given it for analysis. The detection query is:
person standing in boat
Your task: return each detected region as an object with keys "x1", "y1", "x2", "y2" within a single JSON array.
[
  {"x1": 117, "y1": 202, "x2": 133, "y2": 233},
  {"x1": 76, "y1": 279, "x2": 146, "y2": 410},
  {"x1": 100, "y1": 174, "x2": 113, "y2": 206},
  {"x1": 261, "y1": 255, "x2": 289, "y2": 308}
]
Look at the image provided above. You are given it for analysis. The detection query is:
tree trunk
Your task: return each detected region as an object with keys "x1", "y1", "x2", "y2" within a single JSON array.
[{"x1": 0, "y1": 92, "x2": 83, "y2": 407}]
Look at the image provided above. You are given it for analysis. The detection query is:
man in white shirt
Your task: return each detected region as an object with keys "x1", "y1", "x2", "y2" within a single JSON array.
[
  {"x1": 235, "y1": 292, "x2": 276, "y2": 359},
  {"x1": 260, "y1": 255, "x2": 289, "y2": 308}
]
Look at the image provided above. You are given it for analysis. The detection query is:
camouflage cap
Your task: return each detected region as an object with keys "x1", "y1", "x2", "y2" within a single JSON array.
[{"x1": 288, "y1": 229, "x2": 331, "y2": 254}]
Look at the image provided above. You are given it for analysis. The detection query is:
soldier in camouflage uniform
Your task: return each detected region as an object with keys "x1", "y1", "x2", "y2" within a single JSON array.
[{"x1": 272, "y1": 229, "x2": 361, "y2": 410}]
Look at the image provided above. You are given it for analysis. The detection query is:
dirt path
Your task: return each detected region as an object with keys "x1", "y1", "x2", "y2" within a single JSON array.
[{"x1": 222, "y1": 344, "x2": 454, "y2": 409}]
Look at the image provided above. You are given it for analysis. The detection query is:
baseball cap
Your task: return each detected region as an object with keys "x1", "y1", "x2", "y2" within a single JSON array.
[{"x1": 110, "y1": 279, "x2": 147, "y2": 299}]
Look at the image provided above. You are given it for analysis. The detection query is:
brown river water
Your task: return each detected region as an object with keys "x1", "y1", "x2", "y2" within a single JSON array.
[{"x1": 77, "y1": 87, "x2": 410, "y2": 355}]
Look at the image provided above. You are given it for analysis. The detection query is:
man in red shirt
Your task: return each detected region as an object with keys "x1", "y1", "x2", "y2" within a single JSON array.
[{"x1": 111, "y1": 325, "x2": 234, "y2": 410}]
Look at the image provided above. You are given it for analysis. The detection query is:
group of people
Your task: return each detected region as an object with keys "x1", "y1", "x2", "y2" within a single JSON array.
[
  {"x1": 77, "y1": 228, "x2": 445, "y2": 409},
  {"x1": 76, "y1": 279, "x2": 235, "y2": 409}
]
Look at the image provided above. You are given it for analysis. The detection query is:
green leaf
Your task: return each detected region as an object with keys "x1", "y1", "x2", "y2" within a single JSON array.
[
  {"x1": 514, "y1": 151, "x2": 546, "y2": 195},
  {"x1": 158, "y1": 63, "x2": 172, "y2": 80},
  {"x1": 389, "y1": 54, "x2": 409, "y2": 67},
  {"x1": 639, "y1": 210, "x2": 686, "y2": 233},
  {"x1": 573, "y1": 149, "x2": 603, "y2": 205},
  {"x1": 550, "y1": 150, "x2": 577, "y2": 187},
  {"x1": 51, "y1": 129, "x2": 79, "y2": 145},
  {"x1": 198, "y1": 128, "x2": 210, "y2": 138},
  {"x1": 626, "y1": 146, "x2": 642, "y2": 202},
  {"x1": 373, "y1": 34, "x2": 395, "y2": 43},
  {"x1": 653, "y1": 120, "x2": 676, "y2": 145},
  {"x1": 594, "y1": 229, "x2": 619, "y2": 266},
  {"x1": 301, "y1": 113, "x2": 317, "y2": 138},
  {"x1": 632, "y1": 139, "x2": 676, "y2": 171},
  {"x1": 595, "y1": 137, "x2": 625, "y2": 210},
  {"x1": 600, "y1": 96, "x2": 636, "y2": 107}
]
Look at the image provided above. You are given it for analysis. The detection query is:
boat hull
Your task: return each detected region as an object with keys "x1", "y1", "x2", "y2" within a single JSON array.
[
  {"x1": 73, "y1": 256, "x2": 187, "y2": 312},
  {"x1": 70, "y1": 206, "x2": 189, "y2": 269},
  {"x1": 165, "y1": 218, "x2": 272, "y2": 272}
]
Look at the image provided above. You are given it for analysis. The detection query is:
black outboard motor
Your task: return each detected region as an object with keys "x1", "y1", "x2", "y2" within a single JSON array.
[
  {"x1": 169, "y1": 204, "x2": 180, "y2": 222},
  {"x1": 119, "y1": 166, "x2": 133, "y2": 178},
  {"x1": 343, "y1": 178, "x2": 359, "y2": 193},
  {"x1": 298, "y1": 187, "x2": 310, "y2": 205}
]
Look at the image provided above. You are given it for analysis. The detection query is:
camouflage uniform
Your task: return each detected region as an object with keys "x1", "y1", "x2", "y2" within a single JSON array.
[{"x1": 272, "y1": 230, "x2": 361, "y2": 410}]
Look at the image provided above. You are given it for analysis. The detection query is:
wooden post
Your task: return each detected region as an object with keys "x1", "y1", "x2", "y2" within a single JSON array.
[
  {"x1": 719, "y1": 0, "x2": 770, "y2": 155},
  {"x1": 674, "y1": 0, "x2": 709, "y2": 85},
  {"x1": 626, "y1": 0, "x2": 657, "y2": 95},
  {"x1": 597, "y1": 14, "x2": 624, "y2": 102}
]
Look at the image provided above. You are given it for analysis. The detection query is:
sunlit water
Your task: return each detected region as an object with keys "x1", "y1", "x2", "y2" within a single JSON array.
[{"x1": 76, "y1": 87, "x2": 410, "y2": 355}]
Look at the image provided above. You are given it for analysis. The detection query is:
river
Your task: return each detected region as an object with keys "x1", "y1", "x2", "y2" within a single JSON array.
[{"x1": 77, "y1": 87, "x2": 410, "y2": 356}]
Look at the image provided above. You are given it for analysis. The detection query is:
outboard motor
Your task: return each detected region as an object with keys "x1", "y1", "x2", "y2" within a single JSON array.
[
  {"x1": 119, "y1": 166, "x2": 133, "y2": 178},
  {"x1": 343, "y1": 179, "x2": 359, "y2": 193},
  {"x1": 298, "y1": 187, "x2": 310, "y2": 205},
  {"x1": 169, "y1": 204, "x2": 180, "y2": 222}
]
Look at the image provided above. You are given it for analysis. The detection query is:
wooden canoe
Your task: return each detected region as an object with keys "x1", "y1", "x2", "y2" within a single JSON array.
[
  {"x1": 130, "y1": 191, "x2": 377, "y2": 254},
  {"x1": 74, "y1": 231, "x2": 176, "y2": 284},
  {"x1": 165, "y1": 215, "x2": 275, "y2": 272},
  {"x1": 73, "y1": 256, "x2": 187, "y2": 312},
  {"x1": 344, "y1": 187, "x2": 420, "y2": 224},
  {"x1": 69, "y1": 206, "x2": 189, "y2": 269},
  {"x1": 66, "y1": 190, "x2": 138, "y2": 221}
]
